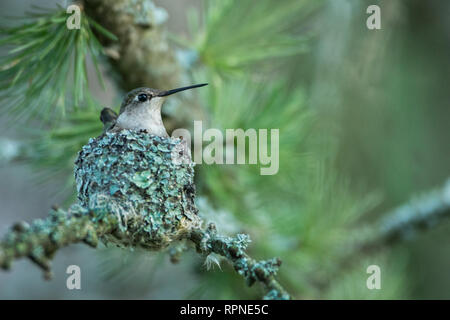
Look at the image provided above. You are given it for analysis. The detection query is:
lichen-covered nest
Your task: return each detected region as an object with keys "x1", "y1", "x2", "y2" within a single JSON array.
[{"x1": 74, "y1": 130, "x2": 201, "y2": 249}]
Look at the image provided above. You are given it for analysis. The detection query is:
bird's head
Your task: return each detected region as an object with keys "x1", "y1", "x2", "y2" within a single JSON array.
[{"x1": 119, "y1": 83, "x2": 208, "y2": 115}]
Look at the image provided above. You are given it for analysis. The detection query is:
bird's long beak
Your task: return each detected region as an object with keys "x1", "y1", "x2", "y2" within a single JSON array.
[{"x1": 157, "y1": 83, "x2": 208, "y2": 97}]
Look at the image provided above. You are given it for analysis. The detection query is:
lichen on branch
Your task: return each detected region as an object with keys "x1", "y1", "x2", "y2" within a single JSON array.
[
  {"x1": 0, "y1": 130, "x2": 291, "y2": 300},
  {"x1": 314, "y1": 178, "x2": 450, "y2": 293},
  {"x1": 0, "y1": 205, "x2": 118, "y2": 279},
  {"x1": 360, "y1": 178, "x2": 450, "y2": 253},
  {"x1": 82, "y1": 0, "x2": 181, "y2": 91},
  {"x1": 190, "y1": 225, "x2": 290, "y2": 300}
]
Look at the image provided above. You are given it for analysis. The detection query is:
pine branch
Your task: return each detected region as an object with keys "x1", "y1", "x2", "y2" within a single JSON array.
[
  {"x1": 314, "y1": 178, "x2": 450, "y2": 293},
  {"x1": 0, "y1": 206, "x2": 118, "y2": 279},
  {"x1": 357, "y1": 178, "x2": 450, "y2": 254},
  {"x1": 190, "y1": 224, "x2": 291, "y2": 300},
  {"x1": 0, "y1": 6, "x2": 111, "y2": 122},
  {"x1": 0, "y1": 206, "x2": 290, "y2": 299},
  {"x1": 0, "y1": 138, "x2": 24, "y2": 164},
  {"x1": 82, "y1": 0, "x2": 181, "y2": 91}
]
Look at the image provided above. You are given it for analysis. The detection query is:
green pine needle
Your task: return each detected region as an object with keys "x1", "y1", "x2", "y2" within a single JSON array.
[
  {"x1": 0, "y1": 6, "x2": 116, "y2": 124},
  {"x1": 181, "y1": 0, "x2": 320, "y2": 74}
]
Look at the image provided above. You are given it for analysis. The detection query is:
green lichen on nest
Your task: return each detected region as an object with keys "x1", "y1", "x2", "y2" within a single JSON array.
[
  {"x1": 74, "y1": 130, "x2": 201, "y2": 250},
  {"x1": 0, "y1": 129, "x2": 290, "y2": 299}
]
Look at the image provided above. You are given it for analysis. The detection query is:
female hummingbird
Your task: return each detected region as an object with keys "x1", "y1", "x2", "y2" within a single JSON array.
[{"x1": 104, "y1": 84, "x2": 207, "y2": 136}]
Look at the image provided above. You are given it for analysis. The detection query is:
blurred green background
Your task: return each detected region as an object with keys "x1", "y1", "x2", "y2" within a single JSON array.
[{"x1": 0, "y1": 0, "x2": 449, "y2": 299}]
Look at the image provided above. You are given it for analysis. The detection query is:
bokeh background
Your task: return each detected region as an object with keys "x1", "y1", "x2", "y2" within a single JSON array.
[{"x1": 0, "y1": 0, "x2": 449, "y2": 299}]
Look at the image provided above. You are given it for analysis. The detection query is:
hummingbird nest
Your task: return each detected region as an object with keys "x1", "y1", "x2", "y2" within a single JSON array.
[
  {"x1": 1, "y1": 129, "x2": 290, "y2": 299},
  {"x1": 74, "y1": 129, "x2": 201, "y2": 250}
]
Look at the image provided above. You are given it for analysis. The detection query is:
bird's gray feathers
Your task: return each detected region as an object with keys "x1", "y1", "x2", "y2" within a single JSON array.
[{"x1": 119, "y1": 87, "x2": 163, "y2": 114}]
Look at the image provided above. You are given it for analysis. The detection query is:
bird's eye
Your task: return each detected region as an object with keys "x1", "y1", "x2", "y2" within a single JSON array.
[{"x1": 137, "y1": 93, "x2": 148, "y2": 102}]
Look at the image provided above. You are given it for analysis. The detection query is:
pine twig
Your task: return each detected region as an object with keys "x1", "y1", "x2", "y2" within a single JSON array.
[
  {"x1": 82, "y1": 0, "x2": 181, "y2": 91},
  {"x1": 190, "y1": 223, "x2": 291, "y2": 300},
  {"x1": 0, "y1": 206, "x2": 291, "y2": 299},
  {"x1": 359, "y1": 178, "x2": 450, "y2": 254},
  {"x1": 314, "y1": 178, "x2": 450, "y2": 294},
  {"x1": 0, "y1": 206, "x2": 118, "y2": 279}
]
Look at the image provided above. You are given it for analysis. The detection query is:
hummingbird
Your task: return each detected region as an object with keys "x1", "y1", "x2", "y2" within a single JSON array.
[
  {"x1": 107, "y1": 83, "x2": 208, "y2": 136},
  {"x1": 75, "y1": 84, "x2": 207, "y2": 250}
]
